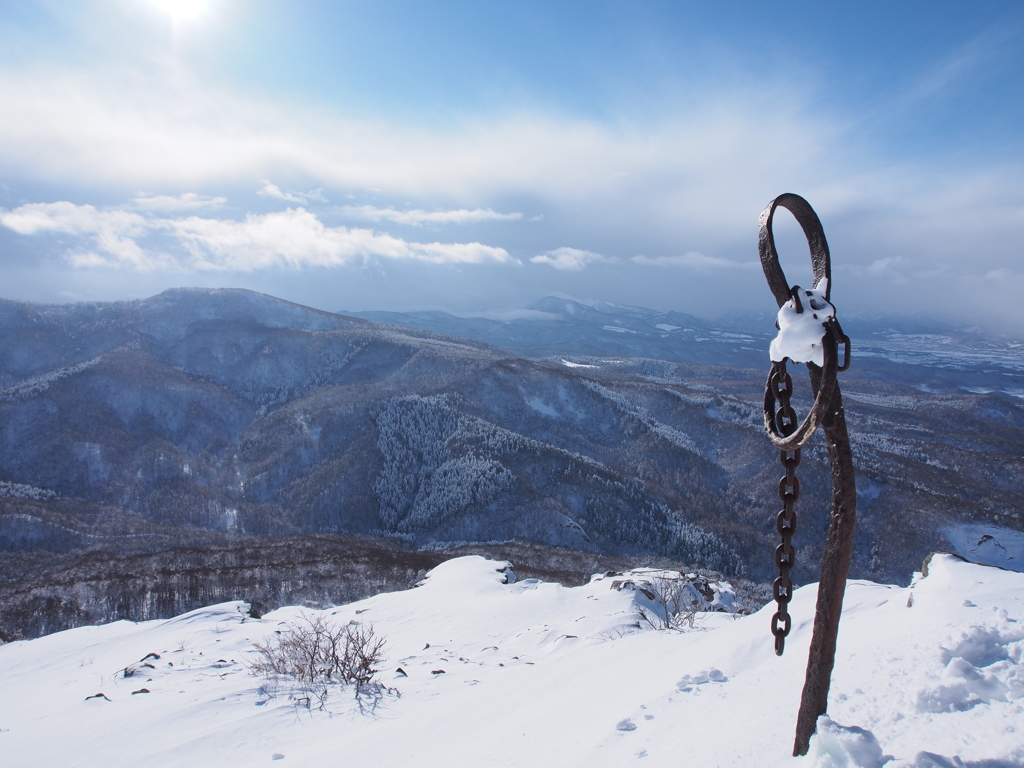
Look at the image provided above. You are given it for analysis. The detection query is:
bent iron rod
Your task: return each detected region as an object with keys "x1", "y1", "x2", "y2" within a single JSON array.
[{"x1": 758, "y1": 193, "x2": 857, "y2": 757}]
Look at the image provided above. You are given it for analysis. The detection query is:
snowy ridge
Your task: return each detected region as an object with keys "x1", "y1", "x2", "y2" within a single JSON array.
[
  {"x1": 374, "y1": 394, "x2": 516, "y2": 531},
  {"x1": 205, "y1": 340, "x2": 367, "y2": 412},
  {"x1": 1, "y1": 554, "x2": 1021, "y2": 766},
  {"x1": 370, "y1": 393, "x2": 741, "y2": 573},
  {"x1": 665, "y1": 387, "x2": 762, "y2": 429},
  {"x1": 0, "y1": 354, "x2": 103, "y2": 401},
  {"x1": 944, "y1": 525, "x2": 1024, "y2": 572},
  {"x1": 581, "y1": 380, "x2": 702, "y2": 455},
  {"x1": 0, "y1": 481, "x2": 58, "y2": 500}
]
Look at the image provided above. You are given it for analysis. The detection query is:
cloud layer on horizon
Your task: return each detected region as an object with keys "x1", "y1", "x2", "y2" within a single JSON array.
[
  {"x1": 631, "y1": 252, "x2": 757, "y2": 271},
  {"x1": 0, "y1": 201, "x2": 514, "y2": 271},
  {"x1": 531, "y1": 247, "x2": 611, "y2": 271},
  {"x1": 1, "y1": 55, "x2": 1024, "y2": 329},
  {"x1": 339, "y1": 205, "x2": 524, "y2": 226}
]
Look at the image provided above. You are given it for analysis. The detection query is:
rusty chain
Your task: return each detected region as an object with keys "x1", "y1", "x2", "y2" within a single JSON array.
[
  {"x1": 764, "y1": 318, "x2": 849, "y2": 656},
  {"x1": 765, "y1": 318, "x2": 849, "y2": 656},
  {"x1": 769, "y1": 361, "x2": 799, "y2": 655}
]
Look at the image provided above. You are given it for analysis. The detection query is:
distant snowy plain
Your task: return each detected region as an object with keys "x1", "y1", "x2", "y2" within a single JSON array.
[{"x1": 1, "y1": 554, "x2": 1022, "y2": 767}]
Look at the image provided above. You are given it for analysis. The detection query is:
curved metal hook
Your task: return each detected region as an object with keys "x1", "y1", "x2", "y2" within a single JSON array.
[{"x1": 758, "y1": 193, "x2": 832, "y2": 307}]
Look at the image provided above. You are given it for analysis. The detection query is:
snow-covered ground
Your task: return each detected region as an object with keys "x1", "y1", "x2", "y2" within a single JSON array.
[
  {"x1": 944, "y1": 525, "x2": 1024, "y2": 573},
  {"x1": 1, "y1": 554, "x2": 1022, "y2": 767}
]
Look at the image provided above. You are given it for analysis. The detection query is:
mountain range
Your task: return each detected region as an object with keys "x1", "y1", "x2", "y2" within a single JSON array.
[{"x1": 2, "y1": 288, "x2": 1022, "y2": 639}]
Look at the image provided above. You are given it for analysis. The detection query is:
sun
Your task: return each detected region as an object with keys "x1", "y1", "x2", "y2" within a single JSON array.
[{"x1": 149, "y1": 0, "x2": 212, "y2": 23}]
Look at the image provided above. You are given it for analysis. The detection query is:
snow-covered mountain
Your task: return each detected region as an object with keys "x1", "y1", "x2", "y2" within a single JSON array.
[
  {"x1": 1, "y1": 554, "x2": 1021, "y2": 767},
  {"x1": 2, "y1": 288, "x2": 1023, "y2": 641},
  {"x1": 350, "y1": 296, "x2": 1024, "y2": 395},
  {"x1": 350, "y1": 295, "x2": 771, "y2": 368}
]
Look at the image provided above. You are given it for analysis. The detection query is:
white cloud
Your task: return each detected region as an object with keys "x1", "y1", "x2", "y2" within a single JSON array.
[
  {"x1": 0, "y1": 201, "x2": 157, "y2": 269},
  {"x1": 258, "y1": 181, "x2": 326, "y2": 205},
  {"x1": 531, "y1": 247, "x2": 610, "y2": 271},
  {"x1": 985, "y1": 268, "x2": 1013, "y2": 281},
  {"x1": 339, "y1": 205, "x2": 523, "y2": 226},
  {"x1": 0, "y1": 201, "x2": 513, "y2": 271},
  {"x1": 1, "y1": 201, "x2": 116, "y2": 235},
  {"x1": 3, "y1": 63, "x2": 1019, "y2": 276},
  {"x1": 131, "y1": 192, "x2": 227, "y2": 211},
  {"x1": 630, "y1": 252, "x2": 757, "y2": 270},
  {"x1": 167, "y1": 208, "x2": 512, "y2": 270},
  {"x1": 866, "y1": 256, "x2": 904, "y2": 276},
  {"x1": 902, "y1": 26, "x2": 1019, "y2": 105},
  {"x1": 258, "y1": 182, "x2": 304, "y2": 203},
  {"x1": 0, "y1": 65, "x2": 843, "y2": 237},
  {"x1": 2, "y1": 64, "x2": 1024, "y2": 328}
]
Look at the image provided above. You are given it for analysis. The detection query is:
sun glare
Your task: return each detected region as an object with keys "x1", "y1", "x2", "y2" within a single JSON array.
[{"x1": 150, "y1": 0, "x2": 212, "y2": 22}]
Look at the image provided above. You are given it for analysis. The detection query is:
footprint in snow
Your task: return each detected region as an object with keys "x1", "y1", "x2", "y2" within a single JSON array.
[
  {"x1": 915, "y1": 623, "x2": 1024, "y2": 713},
  {"x1": 616, "y1": 719, "x2": 637, "y2": 732},
  {"x1": 676, "y1": 668, "x2": 726, "y2": 692}
]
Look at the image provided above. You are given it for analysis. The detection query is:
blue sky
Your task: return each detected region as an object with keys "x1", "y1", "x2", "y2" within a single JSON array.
[{"x1": 1, "y1": 1, "x2": 1023, "y2": 330}]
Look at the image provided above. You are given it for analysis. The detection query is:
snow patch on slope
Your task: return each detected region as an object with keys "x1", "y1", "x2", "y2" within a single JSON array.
[
  {"x1": 0, "y1": 354, "x2": 104, "y2": 401},
  {"x1": 943, "y1": 525, "x2": 1024, "y2": 573}
]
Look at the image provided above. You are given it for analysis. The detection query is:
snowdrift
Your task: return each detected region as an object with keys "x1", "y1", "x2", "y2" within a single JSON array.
[{"x1": 0, "y1": 554, "x2": 1021, "y2": 767}]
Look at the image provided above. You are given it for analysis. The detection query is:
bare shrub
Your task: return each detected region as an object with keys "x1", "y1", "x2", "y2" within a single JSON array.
[
  {"x1": 636, "y1": 572, "x2": 705, "y2": 631},
  {"x1": 250, "y1": 613, "x2": 389, "y2": 709},
  {"x1": 342, "y1": 622, "x2": 387, "y2": 691}
]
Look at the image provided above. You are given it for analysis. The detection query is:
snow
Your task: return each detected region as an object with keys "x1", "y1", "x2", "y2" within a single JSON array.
[
  {"x1": 655, "y1": 324, "x2": 681, "y2": 332},
  {"x1": 561, "y1": 359, "x2": 598, "y2": 368},
  {"x1": 1, "y1": 554, "x2": 1022, "y2": 767},
  {"x1": 0, "y1": 354, "x2": 103, "y2": 402},
  {"x1": 526, "y1": 396, "x2": 561, "y2": 419},
  {"x1": 943, "y1": 525, "x2": 1024, "y2": 572},
  {"x1": 770, "y1": 279, "x2": 836, "y2": 367},
  {"x1": 0, "y1": 481, "x2": 58, "y2": 500},
  {"x1": 804, "y1": 717, "x2": 886, "y2": 768}
]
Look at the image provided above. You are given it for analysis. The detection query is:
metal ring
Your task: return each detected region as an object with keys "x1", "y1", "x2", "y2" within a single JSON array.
[
  {"x1": 778, "y1": 475, "x2": 800, "y2": 502},
  {"x1": 776, "y1": 509, "x2": 798, "y2": 537},
  {"x1": 775, "y1": 404, "x2": 798, "y2": 436},
  {"x1": 772, "y1": 371, "x2": 793, "y2": 397},
  {"x1": 775, "y1": 542, "x2": 796, "y2": 570},
  {"x1": 773, "y1": 576, "x2": 793, "y2": 602},
  {"x1": 780, "y1": 449, "x2": 801, "y2": 470},
  {"x1": 771, "y1": 611, "x2": 792, "y2": 638},
  {"x1": 759, "y1": 193, "x2": 832, "y2": 307}
]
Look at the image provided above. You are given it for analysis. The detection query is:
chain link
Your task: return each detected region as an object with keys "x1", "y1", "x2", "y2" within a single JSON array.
[{"x1": 770, "y1": 360, "x2": 800, "y2": 656}]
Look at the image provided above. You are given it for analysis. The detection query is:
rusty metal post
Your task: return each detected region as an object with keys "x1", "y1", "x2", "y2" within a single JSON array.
[{"x1": 758, "y1": 194, "x2": 858, "y2": 757}]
